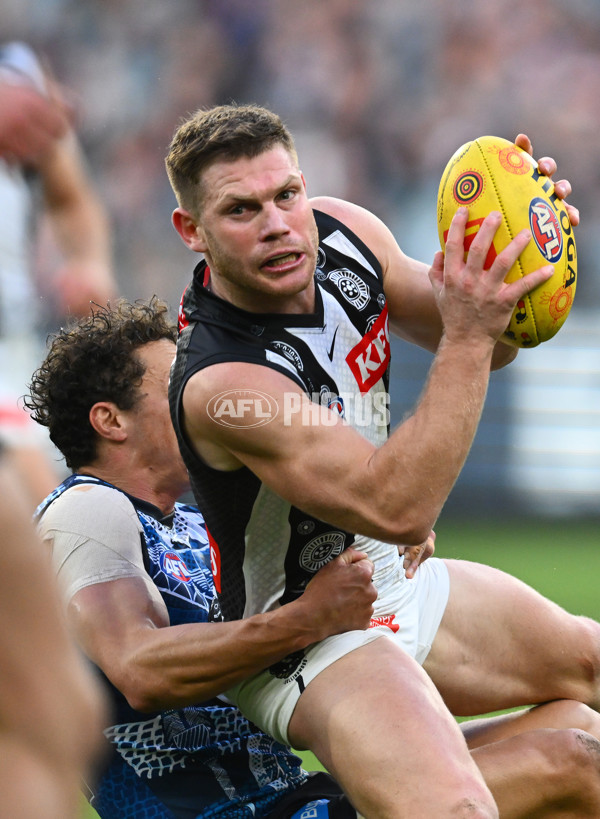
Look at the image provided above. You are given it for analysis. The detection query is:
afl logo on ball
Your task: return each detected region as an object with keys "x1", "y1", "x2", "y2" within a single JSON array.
[
  {"x1": 529, "y1": 198, "x2": 563, "y2": 263},
  {"x1": 453, "y1": 171, "x2": 483, "y2": 205}
]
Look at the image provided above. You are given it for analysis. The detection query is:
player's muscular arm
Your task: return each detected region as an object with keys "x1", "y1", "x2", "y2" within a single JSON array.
[
  {"x1": 184, "y1": 210, "x2": 552, "y2": 544},
  {"x1": 185, "y1": 348, "x2": 490, "y2": 545},
  {"x1": 68, "y1": 549, "x2": 375, "y2": 712}
]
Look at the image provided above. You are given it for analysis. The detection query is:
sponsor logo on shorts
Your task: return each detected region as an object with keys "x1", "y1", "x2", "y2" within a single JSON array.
[
  {"x1": 291, "y1": 800, "x2": 332, "y2": 818},
  {"x1": 368, "y1": 614, "x2": 400, "y2": 633}
]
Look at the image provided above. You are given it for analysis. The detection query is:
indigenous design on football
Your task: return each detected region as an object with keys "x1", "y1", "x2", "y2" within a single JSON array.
[
  {"x1": 529, "y1": 197, "x2": 563, "y2": 263},
  {"x1": 453, "y1": 171, "x2": 484, "y2": 205},
  {"x1": 498, "y1": 145, "x2": 530, "y2": 175},
  {"x1": 514, "y1": 300, "x2": 527, "y2": 325},
  {"x1": 437, "y1": 134, "x2": 577, "y2": 347},
  {"x1": 539, "y1": 286, "x2": 574, "y2": 323}
]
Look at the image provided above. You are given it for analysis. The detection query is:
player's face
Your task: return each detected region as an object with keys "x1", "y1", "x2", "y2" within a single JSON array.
[
  {"x1": 193, "y1": 145, "x2": 319, "y2": 313},
  {"x1": 128, "y1": 339, "x2": 189, "y2": 495}
]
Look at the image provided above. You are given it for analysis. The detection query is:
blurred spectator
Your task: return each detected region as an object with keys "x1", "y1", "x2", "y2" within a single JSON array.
[{"x1": 0, "y1": 41, "x2": 116, "y2": 507}]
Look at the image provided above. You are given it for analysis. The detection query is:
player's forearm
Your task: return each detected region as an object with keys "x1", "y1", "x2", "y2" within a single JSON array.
[
  {"x1": 40, "y1": 134, "x2": 114, "y2": 270},
  {"x1": 355, "y1": 334, "x2": 495, "y2": 543},
  {"x1": 118, "y1": 600, "x2": 326, "y2": 712}
]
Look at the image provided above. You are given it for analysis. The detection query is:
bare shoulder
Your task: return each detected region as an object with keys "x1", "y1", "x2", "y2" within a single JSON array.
[
  {"x1": 310, "y1": 195, "x2": 388, "y2": 237},
  {"x1": 310, "y1": 195, "x2": 403, "y2": 268}
]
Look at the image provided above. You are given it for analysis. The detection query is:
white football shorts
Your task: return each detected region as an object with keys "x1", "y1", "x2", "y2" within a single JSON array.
[{"x1": 227, "y1": 556, "x2": 450, "y2": 745}]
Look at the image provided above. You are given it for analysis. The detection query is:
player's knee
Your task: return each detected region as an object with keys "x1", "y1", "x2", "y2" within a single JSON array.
[
  {"x1": 450, "y1": 796, "x2": 498, "y2": 818},
  {"x1": 544, "y1": 728, "x2": 600, "y2": 793},
  {"x1": 579, "y1": 617, "x2": 600, "y2": 685}
]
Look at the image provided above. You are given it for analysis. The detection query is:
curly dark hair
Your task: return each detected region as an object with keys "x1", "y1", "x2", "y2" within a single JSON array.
[{"x1": 25, "y1": 297, "x2": 177, "y2": 470}]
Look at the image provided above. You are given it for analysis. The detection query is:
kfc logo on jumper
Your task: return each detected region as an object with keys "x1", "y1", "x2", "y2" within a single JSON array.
[
  {"x1": 161, "y1": 551, "x2": 191, "y2": 582},
  {"x1": 206, "y1": 528, "x2": 221, "y2": 594},
  {"x1": 346, "y1": 305, "x2": 390, "y2": 393}
]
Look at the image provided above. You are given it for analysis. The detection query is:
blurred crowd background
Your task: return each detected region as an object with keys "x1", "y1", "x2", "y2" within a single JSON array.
[{"x1": 4, "y1": 0, "x2": 600, "y2": 516}]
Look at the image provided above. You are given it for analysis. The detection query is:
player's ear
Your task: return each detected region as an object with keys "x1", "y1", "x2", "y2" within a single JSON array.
[
  {"x1": 89, "y1": 402, "x2": 127, "y2": 443},
  {"x1": 172, "y1": 208, "x2": 207, "y2": 253}
]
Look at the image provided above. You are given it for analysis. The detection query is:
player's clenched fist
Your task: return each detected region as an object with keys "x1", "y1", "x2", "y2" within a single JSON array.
[{"x1": 302, "y1": 548, "x2": 377, "y2": 640}]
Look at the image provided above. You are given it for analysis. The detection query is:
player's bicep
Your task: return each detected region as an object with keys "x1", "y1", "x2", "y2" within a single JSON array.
[
  {"x1": 69, "y1": 576, "x2": 169, "y2": 674},
  {"x1": 183, "y1": 363, "x2": 376, "y2": 522}
]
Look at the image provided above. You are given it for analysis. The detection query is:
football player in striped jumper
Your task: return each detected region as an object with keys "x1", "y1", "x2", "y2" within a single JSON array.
[{"x1": 165, "y1": 104, "x2": 600, "y2": 819}]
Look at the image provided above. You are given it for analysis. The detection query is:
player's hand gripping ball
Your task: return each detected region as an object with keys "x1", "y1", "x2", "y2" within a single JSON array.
[{"x1": 437, "y1": 136, "x2": 577, "y2": 347}]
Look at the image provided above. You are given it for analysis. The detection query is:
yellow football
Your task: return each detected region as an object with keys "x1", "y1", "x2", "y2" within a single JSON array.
[{"x1": 437, "y1": 135, "x2": 577, "y2": 347}]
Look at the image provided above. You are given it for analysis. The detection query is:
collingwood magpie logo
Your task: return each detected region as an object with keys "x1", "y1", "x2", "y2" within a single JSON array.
[
  {"x1": 329, "y1": 268, "x2": 370, "y2": 310},
  {"x1": 269, "y1": 649, "x2": 308, "y2": 683},
  {"x1": 300, "y1": 531, "x2": 346, "y2": 571}
]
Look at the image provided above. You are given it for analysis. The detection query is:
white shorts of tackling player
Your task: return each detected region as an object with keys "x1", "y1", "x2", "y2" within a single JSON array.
[{"x1": 228, "y1": 557, "x2": 450, "y2": 745}]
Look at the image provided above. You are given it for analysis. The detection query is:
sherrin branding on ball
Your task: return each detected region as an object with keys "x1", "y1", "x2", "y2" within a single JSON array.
[{"x1": 437, "y1": 135, "x2": 577, "y2": 347}]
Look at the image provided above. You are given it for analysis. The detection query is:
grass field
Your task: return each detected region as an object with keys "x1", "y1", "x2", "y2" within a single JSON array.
[{"x1": 81, "y1": 514, "x2": 600, "y2": 817}]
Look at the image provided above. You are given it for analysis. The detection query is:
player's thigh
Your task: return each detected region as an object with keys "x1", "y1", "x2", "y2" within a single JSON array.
[
  {"x1": 424, "y1": 559, "x2": 600, "y2": 714},
  {"x1": 288, "y1": 636, "x2": 494, "y2": 818},
  {"x1": 472, "y1": 728, "x2": 600, "y2": 819}
]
